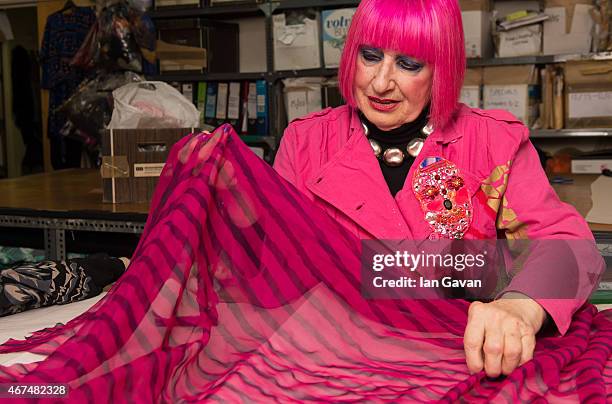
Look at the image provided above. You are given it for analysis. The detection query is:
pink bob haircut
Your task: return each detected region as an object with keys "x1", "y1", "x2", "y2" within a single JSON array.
[{"x1": 338, "y1": 0, "x2": 466, "y2": 130}]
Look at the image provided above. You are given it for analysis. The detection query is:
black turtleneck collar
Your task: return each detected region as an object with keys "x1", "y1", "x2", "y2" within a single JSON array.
[
  {"x1": 359, "y1": 105, "x2": 430, "y2": 145},
  {"x1": 358, "y1": 105, "x2": 430, "y2": 197}
]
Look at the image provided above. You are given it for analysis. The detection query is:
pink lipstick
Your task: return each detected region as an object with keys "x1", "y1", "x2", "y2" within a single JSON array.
[{"x1": 368, "y1": 96, "x2": 399, "y2": 111}]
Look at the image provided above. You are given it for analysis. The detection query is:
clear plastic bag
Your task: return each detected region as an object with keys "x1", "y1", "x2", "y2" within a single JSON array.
[
  {"x1": 108, "y1": 81, "x2": 200, "y2": 129},
  {"x1": 59, "y1": 71, "x2": 144, "y2": 150}
]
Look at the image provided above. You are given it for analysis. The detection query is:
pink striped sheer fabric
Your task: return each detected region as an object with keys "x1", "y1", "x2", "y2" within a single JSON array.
[{"x1": 1, "y1": 125, "x2": 611, "y2": 402}]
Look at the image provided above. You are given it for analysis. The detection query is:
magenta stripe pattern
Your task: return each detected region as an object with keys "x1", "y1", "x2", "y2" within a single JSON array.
[{"x1": 0, "y1": 124, "x2": 611, "y2": 403}]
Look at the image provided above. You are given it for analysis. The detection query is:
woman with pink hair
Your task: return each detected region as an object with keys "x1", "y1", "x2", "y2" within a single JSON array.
[
  {"x1": 274, "y1": 0, "x2": 605, "y2": 383},
  {"x1": 0, "y1": 0, "x2": 609, "y2": 401}
]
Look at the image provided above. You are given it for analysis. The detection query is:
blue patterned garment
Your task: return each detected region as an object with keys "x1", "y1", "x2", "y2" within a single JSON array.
[{"x1": 40, "y1": 7, "x2": 96, "y2": 168}]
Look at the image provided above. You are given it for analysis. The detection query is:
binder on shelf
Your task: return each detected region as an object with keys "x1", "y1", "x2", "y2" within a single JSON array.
[
  {"x1": 181, "y1": 83, "x2": 194, "y2": 104},
  {"x1": 196, "y1": 82, "x2": 207, "y2": 126},
  {"x1": 216, "y1": 82, "x2": 229, "y2": 124},
  {"x1": 247, "y1": 82, "x2": 258, "y2": 135},
  {"x1": 227, "y1": 82, "x2": 241, "y2": 131},
  {"x1": 204, "y1": 82, "x2": 218, "y2": 127},
  {"x1": 255, "y1": 80, "x2": 268, "y2": 136},
  {"x1": 239, "y1": 81, "x2": 250, "y2": 134}
]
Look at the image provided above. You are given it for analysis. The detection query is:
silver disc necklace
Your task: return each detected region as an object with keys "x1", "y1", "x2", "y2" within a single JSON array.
[{"x1": 362, "y1": 121, "x2": 433, "y2": 167}]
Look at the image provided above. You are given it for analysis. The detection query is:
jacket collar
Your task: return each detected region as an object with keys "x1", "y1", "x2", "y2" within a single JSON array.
[
  {"x1": 305, "y1": 107, "x2": 412, "y2": 239},
  {"x1": 305, "y1": 107, "x2": 458, "y2": 240},
  {"x1": 305, "y1": 106, "x2": 475, "y2": 241}
]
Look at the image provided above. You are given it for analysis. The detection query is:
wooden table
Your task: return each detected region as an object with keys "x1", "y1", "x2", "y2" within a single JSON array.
[
  {"x1": 0, "y1": 169, "x2": 149, "y2": 215},
  {"x1": 0, "y1": 169, "x2": 149, "y2": 260},
  {"x1": 0, "y1": 170, "x2": 610, "y2": 260}
]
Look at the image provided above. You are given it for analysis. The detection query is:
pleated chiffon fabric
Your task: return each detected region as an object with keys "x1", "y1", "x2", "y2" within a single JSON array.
[{"x1": 0, "y1": 125, "x2": 611, "y2": 402}]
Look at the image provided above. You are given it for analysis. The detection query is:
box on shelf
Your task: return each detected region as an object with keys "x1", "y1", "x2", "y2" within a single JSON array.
[
  {"x1": 571, "y1": 157, "x2": 612, "y2": 174},
  {"x1": 459, "y1": 0, "x2": 492, "y2": 58},
  {"x1": 496, "y1": 24, "x2": 542, "y2": 57},
  {"x1": 157, "y1": 19, "x2": 239, "y2": 74},
  {"x1": 155, "y1": 0, "x2": 200, "y2": 8},
  {"x1": 236, "y1": 18, "x2": 267, "y2": 73},
  {"x1": 209, "y1": 0, "x2": 262, "y2": 5},
  {"x1": 273, "y1": 11, "x2": 321, "y2": 71},
  {"x1": 283, "y1": 77, "x2": 324, "y2": 123},
  {"x1": 322, "y1": 8, "x2": 357, "y2": 68},
  {"x1": 321, "y1": 77, "x2": 344, "y2": 108},
  {"x1": 483, "y1": 65, "x2": 540, "y2": 126},
  {"x1": 540, "y1": 64, "x2": 565, "y2": 129},
  {"x1": 156, "y1": 41, "x2": 207, "y2": 73},
  {"x1": 564, "y1": 60, "x2": 612, "y2": 128},
  {"x1": 543, "y1": 0, "x2": 594, "y2": 55},
  {"x1": 460, "y1": 67, "x2": 483, "y2": 108},
  {"x1": 492, "y1": 0, "x2": 542, "y2": 57},
  {"x1": 101, "y1": 128, "x2": 194, "y2": 204}
]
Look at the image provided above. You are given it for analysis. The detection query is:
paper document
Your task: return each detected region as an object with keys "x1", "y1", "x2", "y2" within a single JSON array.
[{"x1": 586, "y1": 175, "x2": 612, "y2": 225}]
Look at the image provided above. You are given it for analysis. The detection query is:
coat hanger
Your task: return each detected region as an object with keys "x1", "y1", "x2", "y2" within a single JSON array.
[{"x1": 58, "y1": 0, "x2": 76, "y2": 13}]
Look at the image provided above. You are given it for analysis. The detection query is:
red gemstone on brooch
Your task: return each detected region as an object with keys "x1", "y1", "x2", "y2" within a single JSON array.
[{"x1": 412, "y1": 157, "x2": 473, "y2": 239}]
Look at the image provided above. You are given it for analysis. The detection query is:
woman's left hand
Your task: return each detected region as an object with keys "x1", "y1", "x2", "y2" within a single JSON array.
[{"x1": 463, "y1": 293, "x2": 547, "y2": 377}]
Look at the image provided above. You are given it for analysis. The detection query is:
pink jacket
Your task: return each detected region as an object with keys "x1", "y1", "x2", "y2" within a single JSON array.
[{"x1": 273, "y1": 104, "x2": 604, "y2": 335}]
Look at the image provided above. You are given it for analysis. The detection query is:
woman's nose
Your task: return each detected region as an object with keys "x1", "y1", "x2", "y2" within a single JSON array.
[{"x1": 371, "y1": 59, "x2": 395, "y2": 94}]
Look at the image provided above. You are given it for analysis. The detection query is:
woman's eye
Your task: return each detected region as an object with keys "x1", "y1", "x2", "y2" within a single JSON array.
[
  {"x1": 360, "y1": 48, "x2": 383, "y2": 62},
  {"x1": 397, "y1": 58, "x2": 423, "y2": 72}
]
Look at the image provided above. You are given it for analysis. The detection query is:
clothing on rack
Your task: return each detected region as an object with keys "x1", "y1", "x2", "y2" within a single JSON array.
[
  {"x1": 11, "y1": 45, "x2": 43, "y2": 174},
  {"x1": 40, "y1": 5, "x2": 96, "y2": 169}
]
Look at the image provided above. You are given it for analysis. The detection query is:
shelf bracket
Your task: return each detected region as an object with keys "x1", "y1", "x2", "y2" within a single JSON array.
[{"x1": 259, "y1": 1, "x2": 279, "y2": 17}]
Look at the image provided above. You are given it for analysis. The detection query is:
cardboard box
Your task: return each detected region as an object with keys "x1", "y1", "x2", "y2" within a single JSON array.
[
  {"x1": 571, "y1": 158, "x2": 612, "y2": 174},
  {"x1": 322, "y1": 8, "x2": 357, "y2": 68},
  {"x1": 564, "y1": 60, "x2": 612, "y2": 128},
  {"x1": 496, "y1": 24, "x2": 542, "y2": 57},
  {"x1": 155, "y1": 0, "x2": 200, "y2": 8},
  {"x1": 543, "y1": 0, "x2": 593, "y2": 55},
  {"x1": 101, "y1": 128, "x2": 194, "y2": 204},
  {"x1": 273, "y1": 12, "x2": 321, "y2": 71},
  {"x1": 283, "y1": 78, "x2": 323, "y2": 122},
  {"x1": 483, "y1": 65, "x2": 540, "y2": 126},
  {"x1": 157, "y1": 19, "x2": 239, "y2": 74},
  {"x1": 460, "y1": 0, "x2": 492, "y2": 58},
  {"x1": 460, "y1": 67, "x2": 483, "y2": 108},
  {"x1": 156, "y1": 40, "x2": 207, "y2": 72}
]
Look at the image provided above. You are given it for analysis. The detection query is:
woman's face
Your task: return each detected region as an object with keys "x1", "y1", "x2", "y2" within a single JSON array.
[{"x1": 353, "y1": 46, "x2": 433, "y2": 131}]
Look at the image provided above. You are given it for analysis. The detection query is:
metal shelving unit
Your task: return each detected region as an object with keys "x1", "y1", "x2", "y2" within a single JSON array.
[
  {"x1": 467, "y1": 55, "x2": 556, "y2": 67},
  {"x1": 149, "y1": 3, "x2": 264, "y2": 19},
  {"x1": 531, "y1": 129, "x2": 612, "y2": 138},
  {"x1": 149, "y1": 1, "x2": 612, "y2": 151},
  {"x1": 240, "y1": 135, "x2": 277, "y2": 150},
  {"x1": 274, "y1": 0, "x2": 359, "y2": 10},
  {"x1": 147, "y1": 72, "x2": 270, "y2": 82}
]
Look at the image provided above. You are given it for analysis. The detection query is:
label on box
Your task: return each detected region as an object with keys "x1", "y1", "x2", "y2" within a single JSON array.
[
  {"x1": 571, "y1": 159, "x2": 612, "y2": 174},
  {"x1": 568, "y1": 92, "x2": 612, "y2": 118},
  {"x1": 133, "y1": 163, "x2": 166, "y2": 178},
  {"x1": 273, "y1": 13, "x2": 321, "y2": 70},
  {"x1": 483, "y1": 85, "x2": 528, "y2": 123},
  {"x1": 101, "y1": 156, "x2": 129, "y2": 178},
  {"x1": 460, "y1": 85, "x2": 480, "y2": 108},
  {"x1": 322, "y1": 8, "x2": 356, "y2": 68},
  {"x1": 286, "y1": 91, "x2": 309, "y2": 122},
  {"x1": 497, "y1": 25, "x2": 541, "y2": 57}
]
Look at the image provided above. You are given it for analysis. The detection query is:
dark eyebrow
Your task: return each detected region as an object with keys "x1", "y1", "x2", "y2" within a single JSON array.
[
  {"x1": 359, "y1": 45, "x2": 382, "y2": 52},
  {"x1": 395, "y1": 54, "x2": 422, "y2": 63}
]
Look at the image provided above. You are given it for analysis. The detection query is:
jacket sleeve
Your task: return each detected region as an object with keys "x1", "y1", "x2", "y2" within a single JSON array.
[
  {"x1": 494, "y1": 125, "x2": 604, "y2": 335},
  {"x1": 273, "y1": 124, "x2": 299, "y2": 187}
]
